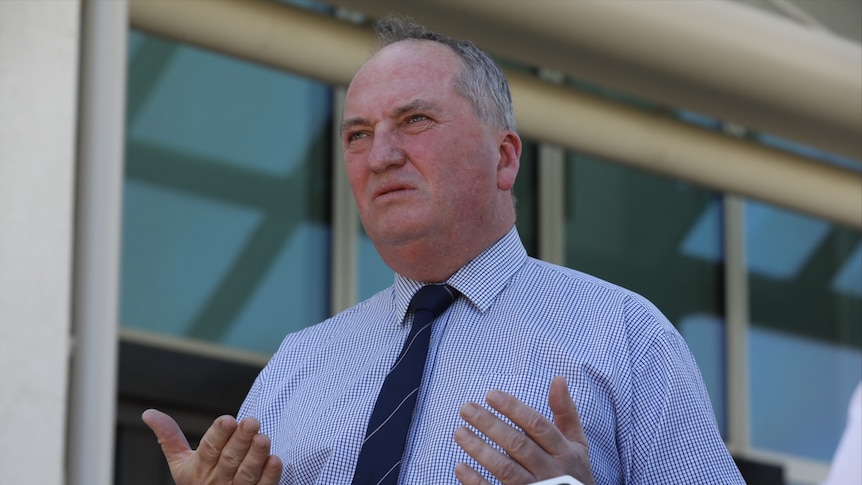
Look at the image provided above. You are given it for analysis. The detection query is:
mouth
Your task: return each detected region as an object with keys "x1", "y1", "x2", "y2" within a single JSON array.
[{"x1": 372, "y1": 183, "x2": 414, "y2": 201}]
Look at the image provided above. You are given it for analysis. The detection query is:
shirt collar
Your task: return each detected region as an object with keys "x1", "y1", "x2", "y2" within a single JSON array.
[{"x1": 392, "y1": 226, "x2": 528, "y2": 322}]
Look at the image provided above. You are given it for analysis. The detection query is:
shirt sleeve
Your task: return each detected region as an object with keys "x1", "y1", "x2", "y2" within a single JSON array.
[
  {"x1": 236, "y1": 354, "x2": 281, "y2": 444},
  {"x1": 624, "y1": 300, "x2": 743, "y2": 484},
  {"x1": 237, "y1": 372, "x2": 262, "y2": 421},
  {"x1": 821, "y1": 381, "x2": 862, "y2": 485}
]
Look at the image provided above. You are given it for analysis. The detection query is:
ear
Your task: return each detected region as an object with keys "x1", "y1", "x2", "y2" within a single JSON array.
[{"x1": 496, "y1": 131, "x2": 521, "y2": 191}]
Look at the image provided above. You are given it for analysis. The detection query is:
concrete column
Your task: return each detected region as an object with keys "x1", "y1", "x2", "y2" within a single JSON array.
[{"x1": 0, "y1": 1, "x2": 81, "y2": 484}]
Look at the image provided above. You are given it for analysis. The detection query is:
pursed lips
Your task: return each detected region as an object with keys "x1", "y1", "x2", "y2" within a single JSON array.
[{"x1": 372, "y1": 182, "x2": 416, "y2": 201}]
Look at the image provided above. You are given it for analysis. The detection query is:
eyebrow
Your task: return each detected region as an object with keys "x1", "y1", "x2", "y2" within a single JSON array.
[
  {"x1": 394, "y1": 99, "x2": 438, "y2": 118},
  {"x1": 340, "y1": 99, "x2": 439, "y2": 135},
  {"x1": 340, "y1": 116, "x2": 367, "y2": 135}
]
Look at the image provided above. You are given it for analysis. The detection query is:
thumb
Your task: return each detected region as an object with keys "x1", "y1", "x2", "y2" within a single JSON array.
[
  {"x1": 142, "y1": 408, "x2": 192, "y2": 459},
  {"x1": 548, "y1": 375, "x2": 588, "y2": 446}
]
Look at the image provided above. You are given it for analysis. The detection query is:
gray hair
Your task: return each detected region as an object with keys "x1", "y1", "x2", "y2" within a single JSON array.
[{"x1": 375, "y1": 15, "x2": 516, "y2": 131}]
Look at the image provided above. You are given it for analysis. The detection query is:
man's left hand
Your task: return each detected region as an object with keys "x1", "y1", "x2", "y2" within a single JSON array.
[{"x1": 453, "y1": 375, "x2": 595, "y2": 485}]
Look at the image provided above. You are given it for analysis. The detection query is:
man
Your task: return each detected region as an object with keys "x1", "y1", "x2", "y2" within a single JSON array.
[{"x1": 143, "y1": 16, "x2": 743, "y2": 485}]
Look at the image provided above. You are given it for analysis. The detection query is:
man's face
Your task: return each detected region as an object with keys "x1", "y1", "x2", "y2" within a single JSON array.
[{"x1": 341, "y1": 40, "x2": 515, "y2": 255}]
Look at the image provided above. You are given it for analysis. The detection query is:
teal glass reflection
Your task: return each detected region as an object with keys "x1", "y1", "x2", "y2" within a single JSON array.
[
  {"x1": 563, "y1": 153, "x2": 726, "y2": 435},
  {"x1": 122, "y1": 31, "x2": 333, "y2": 354},
  {"x1": 513, "y1": 141, "x2": 539, "y2": 257},
  {"x1": 747, "y1": 201, "x2": 861, "y2": 461}
]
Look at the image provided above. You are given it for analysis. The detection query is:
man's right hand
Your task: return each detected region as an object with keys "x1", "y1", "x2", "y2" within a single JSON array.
[{"x1": 142, "y1": 409, "x2": 283, "y2": 485}]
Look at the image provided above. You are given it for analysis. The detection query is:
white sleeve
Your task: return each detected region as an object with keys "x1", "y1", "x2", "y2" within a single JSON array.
[{"x1": 821, "y1": 381, "x2": 862, "y2": 485}]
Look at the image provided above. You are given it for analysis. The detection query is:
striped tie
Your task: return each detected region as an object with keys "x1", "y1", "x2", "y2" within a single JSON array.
[{"x1": 351, "y1": 284, "x2": 457, "y2": 485}]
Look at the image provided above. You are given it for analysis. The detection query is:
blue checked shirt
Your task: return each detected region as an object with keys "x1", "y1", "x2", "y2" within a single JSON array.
[{"x1": 238, "y1": 227, "x2": 743, "y2": 484}]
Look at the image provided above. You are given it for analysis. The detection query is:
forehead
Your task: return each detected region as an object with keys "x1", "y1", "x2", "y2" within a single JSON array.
[{"x1": 344, "y1": 40, "x2": 463, "y2": 113}]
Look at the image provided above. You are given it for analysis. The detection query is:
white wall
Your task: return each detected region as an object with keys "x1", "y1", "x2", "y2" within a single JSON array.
[{"x1": 0, "y1": 1, "x2": 81, "y2": 483}]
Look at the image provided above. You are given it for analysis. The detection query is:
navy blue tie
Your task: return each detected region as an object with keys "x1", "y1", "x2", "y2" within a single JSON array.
[{"x1": 351, "y1": 284, "x2": 457, "y2": 485}]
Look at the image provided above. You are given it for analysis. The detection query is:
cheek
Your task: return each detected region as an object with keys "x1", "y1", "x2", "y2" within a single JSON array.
[
  {"x1": 344, "y1": 159, "x2": 369, "y2": 206},
  {"x1": 411, "y1": 133, "x2": 497, "y2": 202},
  {"x1": 438, "y1": 157, "x2": 497, "y2": 210},
  {"x1": 455, "y1": 145, "x2": 501, "y2": 186},
  {"x1": 344, "y1": 157, "x2": 365, "y2": 187}
]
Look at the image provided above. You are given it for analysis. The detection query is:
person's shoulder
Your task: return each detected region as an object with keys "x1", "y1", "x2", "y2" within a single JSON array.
[
  {"x1": 521, "y1": 258, "x2": 645, "y2": 300},
  {"x1": 521, "y1": 260, "x2": 698, "y2": 371},
  {"x1": 273, "y1": 287, "x2": 394, "y2": 351},
  {"x1": 249, "y1": 287, "x2": 396, "y2": 395},
  {"x1": 330, "y1": 286, "x2": 394, "y2": 321},
  {"x1": 521, "y1": 257, "x2": 674, "y2": 332}
]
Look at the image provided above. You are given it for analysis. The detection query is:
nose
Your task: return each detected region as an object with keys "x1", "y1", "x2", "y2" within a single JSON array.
[{"x1": 367, "y1": 130, "x2": 405, "y2": 172}]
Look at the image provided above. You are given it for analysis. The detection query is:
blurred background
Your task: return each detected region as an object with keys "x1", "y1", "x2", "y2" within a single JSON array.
[{"x1": 2, "y1": 1, "x2": 860, "y2": 484}]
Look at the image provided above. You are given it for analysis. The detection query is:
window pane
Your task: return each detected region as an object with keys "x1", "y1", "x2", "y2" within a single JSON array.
[
  {"x1": 514, "y1": 141, "x2": 539, "y2": 257},
  {"x1": 563, "y1": 153, "x2": 727, "y2": 435},
  {"x1": 121, "y1": 31, "x2": 333, "y2": 354},
  {"x1": 747, "y1": 201, "x2": 861, "y2": 461}
]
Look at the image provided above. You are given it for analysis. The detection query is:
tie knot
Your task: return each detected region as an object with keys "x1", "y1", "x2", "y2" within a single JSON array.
[{"x1": 409, "y1": 284, "x2": 457, "y2": 318}]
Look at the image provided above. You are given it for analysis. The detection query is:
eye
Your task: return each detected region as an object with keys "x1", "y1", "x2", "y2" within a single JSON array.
[
  {"x1": 346, "y1": 131, "x2": 367, "y2": 142},
  {"x1": 407, "y1": 114, "x2": 428, "y2": 123}
]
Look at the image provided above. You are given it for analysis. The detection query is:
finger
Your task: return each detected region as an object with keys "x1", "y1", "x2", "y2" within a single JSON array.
[
  {"x1": 548, "y1": 375, "x2": 588, "y2": 446},
  {"x1": 549, "y1": 376, "x2": 594, "y2": 484},
  {"x1": 259, "y1": 454, "x2": 284, "y2": 485},
  {"x1": 195, "y1": 415, "x2": 239, "y2": 470},
  {"x1": 485, "y1": 389, "x2": 569, "y2": 460},
  {"x1": 453, "y1": 461, "x2": 493, "y2": 485},
  {"x1": 456, "y1": 404, "x2": 537, "y2": 483},
  {"x1": 141, "y1": 409, "x2": 192, "y2": 460},
  {"x1": 234, "y1": 432, "x2": 277, "y2": 484},
  {"x1": 214, "y1": 416, "x2": 260, "y2": 479},
  {"x1": 454, "y1": 424, "x2": 515, "y2": 473}
]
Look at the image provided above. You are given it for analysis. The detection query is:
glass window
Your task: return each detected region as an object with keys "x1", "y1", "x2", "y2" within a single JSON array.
[
  {"x1": 746, "y1": 201, "x2": 861, "y2": 461},
  {"x1": 563, "y1": 153, "x2": 727, "y2": 434},
  {"x1": 121, "y1": 31, "x2": 333, "y2": 355},
  {"x1": 514, "y1": 141, "x2": 539, "y2": 257}
]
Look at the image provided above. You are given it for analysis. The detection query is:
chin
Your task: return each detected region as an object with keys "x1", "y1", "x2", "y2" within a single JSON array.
[
  {"x1": 370, "y1": 224, "x2": 435, "y2": 247},
  {"x1": 367, "y1": 212, "x2": 433, "y2": 239}
]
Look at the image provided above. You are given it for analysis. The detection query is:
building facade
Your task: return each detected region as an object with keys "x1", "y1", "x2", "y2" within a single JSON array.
[{"x1": 1, "y1": 1, "x2": 860, "y2": 484}]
